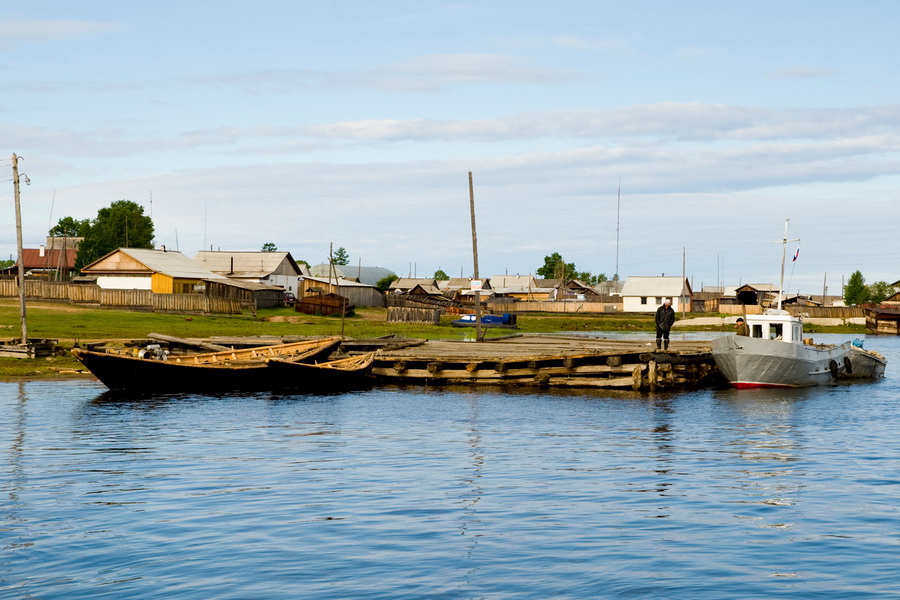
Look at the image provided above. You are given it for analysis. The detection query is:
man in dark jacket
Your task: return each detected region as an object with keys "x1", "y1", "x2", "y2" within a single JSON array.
[{"x1": 655, "y1": 298, "x2": 676, "y2": 350}]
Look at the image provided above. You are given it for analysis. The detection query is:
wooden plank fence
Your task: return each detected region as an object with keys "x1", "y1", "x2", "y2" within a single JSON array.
[
  {"x1": 387, "y1": 306, "x2": 442, "y2": 325},
  {"x1": 0, "y1": 280, "x2": 242, "y2": 314}
]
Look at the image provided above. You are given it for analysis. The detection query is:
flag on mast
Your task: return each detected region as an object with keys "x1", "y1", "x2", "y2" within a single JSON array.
[{"x1": 792, "y1": 246, "x2": 800, "y2": 262}]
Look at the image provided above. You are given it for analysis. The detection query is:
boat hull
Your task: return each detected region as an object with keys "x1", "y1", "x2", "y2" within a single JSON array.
[
  {"x1": 266, "y1": 352, "x2": 376, "y2": 390},
  {"x1": 72, "y1": 338, "x2": 341, "y2": 392},
  {"x1": 711, "y1": 335, "x2": 851, "y2": 388},
  {"x1": 844, "y1": 345, "x2": 887, "y2": 379}
]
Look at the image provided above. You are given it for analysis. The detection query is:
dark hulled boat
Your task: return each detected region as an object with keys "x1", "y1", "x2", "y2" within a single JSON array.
[
  {"x1": 72, "y1": 337, "x2": 342, "y2": 392},
  {"x1": 266, "y1": 352, "x2": 376, "y2": 390}
]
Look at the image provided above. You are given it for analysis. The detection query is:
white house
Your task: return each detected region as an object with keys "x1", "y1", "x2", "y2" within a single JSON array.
[{"x1": 620, "y1": 276, "x2": 693, "y2": 312}]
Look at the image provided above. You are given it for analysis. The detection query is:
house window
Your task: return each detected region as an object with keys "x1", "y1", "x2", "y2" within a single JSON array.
[{"x1": 641, "y1": 297, "x2": 648, "y2": 305}]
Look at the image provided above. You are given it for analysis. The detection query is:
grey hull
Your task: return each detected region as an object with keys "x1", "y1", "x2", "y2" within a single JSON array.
[{"x1": 711, "y1": 335, "x2": 851, "y2": 388}]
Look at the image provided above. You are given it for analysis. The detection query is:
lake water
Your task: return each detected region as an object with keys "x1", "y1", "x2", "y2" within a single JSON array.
[{"x1": 2, "y1": 334, "x2": 899, "y2": 599}]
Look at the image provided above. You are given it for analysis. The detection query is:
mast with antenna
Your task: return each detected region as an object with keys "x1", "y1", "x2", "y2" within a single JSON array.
[
  {"x1": 615, "y1": 181, "x2": 621, "y2": 280},
  {"x1": 775, "y1": 219, "x2": 799, "y2": 311}
]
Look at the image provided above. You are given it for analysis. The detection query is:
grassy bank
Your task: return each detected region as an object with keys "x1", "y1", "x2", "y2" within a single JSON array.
[{"x1": 0, "y1": 300, "x2": 865, "y2": 379}]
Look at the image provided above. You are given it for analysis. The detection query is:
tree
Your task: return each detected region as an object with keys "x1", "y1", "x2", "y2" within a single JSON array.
[
  {"x1": 536, "y1": 253, "x2": 574, "y2": 279},
  {"x1": 261, "y1": 242, "x2": 278, "y2": 252},
  {"x1": 868, "y1": 281, "x2": 895, "y2": 304},
  {"x1": 49, "y1": 216, "x2": 90, "y2": 238},
  {"x1": 75, "y1": 200, "x2": 155, "y2": 271},
  {"x1": 376, "y1": 274, "x2": 398, "y2": 292},
  {"x1": 844, "y1": 270, "x2": 868, "y2": 305},
  {"x1": 332, "y1": 247, "x2": 350, "y2": 266},
  {"x1": 0, "y1": 258, "x2": 13, "y2": 269},
  {"x1": 434, "y1": 269, "x2": 449, "y2": 281}
]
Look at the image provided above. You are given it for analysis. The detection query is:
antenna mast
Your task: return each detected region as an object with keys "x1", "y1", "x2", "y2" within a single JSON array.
[{"x1": 615, "y1": 182, "x2": 621, "y2": 280}]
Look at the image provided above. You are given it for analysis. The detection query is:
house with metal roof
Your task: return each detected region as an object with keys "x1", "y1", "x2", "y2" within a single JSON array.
[
  {"x1": 193, "y1": 251, "x2": 308, "y2": 297},
  {"x1": 80, "y1": 248, "x2": 229, "y2": 293},
  {"x1": 620, "y1": 276, "x2": 693, "y2": 312},
  {"x1": 489, "y1": 275, "x2": 557, "y2": 301},
  {"x1": 300, "y1": 275, "x2": 385, "y2": 307},
  {"x1": 308, "y1": 264, "x2": 397, "y2": 287},
  {"x1": 388, "y1": 278, "x2": 443, "y2": 295}
]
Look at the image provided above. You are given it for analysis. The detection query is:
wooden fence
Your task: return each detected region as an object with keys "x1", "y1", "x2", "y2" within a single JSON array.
[
  {"x1": 0, "y1": 280, "x2": 243, "y2": 314},
  {"x1": 387, "y1": 306, "x2": 442, "y2": 325}
]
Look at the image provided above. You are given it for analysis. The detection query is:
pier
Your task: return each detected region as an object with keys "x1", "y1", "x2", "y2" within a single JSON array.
[{"x1": 367, "y1": 334, "x2": 718, "y2": 391}]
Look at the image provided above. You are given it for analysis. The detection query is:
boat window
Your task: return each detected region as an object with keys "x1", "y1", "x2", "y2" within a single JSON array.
[
  {"x1": 640, "y1": 297, "x2": 647, "y2": 305},
  {"x1": 770, "y1": 323, "x2": 783, "y2": 340},
  {"x1": 751, "y1": 324, "x2": 763, "y2": 338}
]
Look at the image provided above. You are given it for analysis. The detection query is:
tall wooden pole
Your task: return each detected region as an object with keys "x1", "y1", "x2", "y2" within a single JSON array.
[
  {"x1": 12, "y1": 154, "x2": 27, "y2": 342},
  {"x1": 468, "y1": 171, "x2": 482, "y2": 341}
]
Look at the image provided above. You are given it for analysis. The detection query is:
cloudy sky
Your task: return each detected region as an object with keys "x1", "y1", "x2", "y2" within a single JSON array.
[{"x1": 2, "y1": 1, "x2": 898, "y2": 293}]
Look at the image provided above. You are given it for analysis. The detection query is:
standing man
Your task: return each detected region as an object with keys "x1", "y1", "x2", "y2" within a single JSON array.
[{"x1": 655, "y1": 298, "x2": 676, "y2": 351}]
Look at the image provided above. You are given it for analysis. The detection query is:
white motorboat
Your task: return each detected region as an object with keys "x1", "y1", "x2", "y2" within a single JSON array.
[
  {"x1": 712, "y1": 310, "x2": 852, "y2": 388},
  {"x1": 712, "y1": 219, "x2": 857, "y2": 389}
]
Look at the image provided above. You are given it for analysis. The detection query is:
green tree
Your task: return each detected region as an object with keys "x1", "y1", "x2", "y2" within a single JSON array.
[
  {"x1": 376, "y1": 274, "x2": 398, "y2": 292},
  {"x1": 844, "y1": 270, "x2": 868, "y2": 305},
  {"x1": 537, "y1": 252, "x2": 574, "y2": 279},
  {"x1": 49, "y1": 216, "x2": 90, "y2": 237},
  {"x1": 434, "y1": 269, "x2": 449, "y2": 281},
  {"x1": 261, "y1": 242, "x2": 277, "y2": 252},
  {"x1": 332, "y1": 247, "x2": 350, "y2": 266},
  {"x1": 75, "y1": 200, "x2": 155, "y2": 270},
  {"x1": 0, "y1": 258, "x2": 14, "y2": 269},
  {"x1": 868, "y1": 281, "x2": 895, "y2": 304}
]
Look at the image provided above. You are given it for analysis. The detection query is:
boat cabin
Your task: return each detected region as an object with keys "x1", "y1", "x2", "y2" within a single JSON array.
[{"x1": 746, "y1": 310, "x2": 802, "y2": 343}]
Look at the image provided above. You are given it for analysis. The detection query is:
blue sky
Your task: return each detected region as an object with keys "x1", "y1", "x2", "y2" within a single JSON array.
[{"x1": 2, "y1": 1, "x2": 899, "y2": 293}]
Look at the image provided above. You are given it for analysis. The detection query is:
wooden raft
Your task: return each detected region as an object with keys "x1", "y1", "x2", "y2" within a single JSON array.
[{"x1": 371, "y1": 334, "x2": 718, "y2": 391}]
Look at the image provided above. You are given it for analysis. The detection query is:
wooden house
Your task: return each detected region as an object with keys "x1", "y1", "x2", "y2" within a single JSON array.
[
  {"x1": 1, "y1": 246, "x2": 77, "y2": 279},
  {"x1": 80, "y1": 248, "x2": 222, "y2": 293},
  {"x1": 489, "y1": 275, "x2": 556, "y2": 301},
  {"x1": 388, "y1": 278, "x2": 443, "y2": 295},
  {"x1": 300, "y1": 276, "x2": 385, "y2": 307},
  {"x1": 193, "y1": 251, "x2": 308, "y2": 297},
  {"x1": 620, "y1": 276, "x2": 693, "y2": 312},
  {"x1": 309, "y1": 264, "x2": 397, "y2": 287}
]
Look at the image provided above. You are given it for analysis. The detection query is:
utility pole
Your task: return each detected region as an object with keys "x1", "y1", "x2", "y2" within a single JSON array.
[
  {"x1": 12, "y1": 154, "x2": 27, "y2": 343},
  {"x1": 468, "y1": 171, "x2": 483, "y2": 342}
]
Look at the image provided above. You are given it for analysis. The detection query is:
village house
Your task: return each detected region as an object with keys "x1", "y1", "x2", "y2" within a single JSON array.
[
  {"x1": 193, "y1": 251, "x2": 308, "y2": 298},
  {"x1": 620, "y1": 276, "x2": 693, "y2": 312},
  {"x1": 308, "y1": 264, "x2": 396, "y2": 287},
  {"x1": 299, "y1": 275, "x2": 385, "y2": 307},
  {"x1": 489, "y1": 275, "x2": 557, "y2": 301},
  {"x1": 80, "y1": 248, "x2": 286, "y2": 307},
  {"x1": 388, "y1": 278, "x2": 443, "y2": 295}
]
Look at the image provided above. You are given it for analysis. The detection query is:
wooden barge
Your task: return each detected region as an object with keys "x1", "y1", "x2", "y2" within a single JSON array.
[{"x1": 370, "y1": 334, "x2": 719, "y2": 391}]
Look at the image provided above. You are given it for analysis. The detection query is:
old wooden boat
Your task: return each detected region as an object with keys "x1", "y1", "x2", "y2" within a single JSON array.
[
  {"x1": 71, "y1": 337, "x2": 342, "y2": 392},
  {"x1": 266, "y1": 352, "x2": 376, "y2": 389},
  {"x1": 843, "y1": 341, "x2": 888, "y2": 379}
]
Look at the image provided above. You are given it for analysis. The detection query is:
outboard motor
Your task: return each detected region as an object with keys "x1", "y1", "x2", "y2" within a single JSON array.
[{"x1": 136, "y1": 344, "x2": 169, "y2": 361}]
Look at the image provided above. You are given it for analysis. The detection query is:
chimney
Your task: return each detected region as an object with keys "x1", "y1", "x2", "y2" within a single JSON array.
[{"x1": 39, "y1": 245, "x2": 45, "y2": 257}]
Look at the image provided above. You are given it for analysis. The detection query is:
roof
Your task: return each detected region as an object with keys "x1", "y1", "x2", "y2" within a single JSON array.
[
  {"x1": 193, "y1": 251, "x2": 307, "y2": 278},
  {"x1": 389, "y1": 278, "x2": 439, "y2": 291},
  {"x1": 620, "y1": 276, "x2": 693, "y2": 297},
  {"x1": 15, "y1": 248, "x2": 77, "y2": 270},
  {"x1": 302, "y1": 275, "x2": 376, "y2": 289},
  {"x1": 735, "y1": 283, "x2": 779, "y2": 292},
  {"x1": 82, "y1": 248, "x2": 227, "y2": 280},
  {"x1": 309, "y1": 264, "x2": 396, "y2": 287}
]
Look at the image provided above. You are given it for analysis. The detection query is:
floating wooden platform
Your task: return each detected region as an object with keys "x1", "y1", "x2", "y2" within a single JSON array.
[{"x1": 371, "y1": 334, "x2": 719, "y2": 391}]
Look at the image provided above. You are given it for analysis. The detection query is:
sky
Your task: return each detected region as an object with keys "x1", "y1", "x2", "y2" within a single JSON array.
[{"x1": 2, "y1": 1, "x2": 899, "y2": 294}]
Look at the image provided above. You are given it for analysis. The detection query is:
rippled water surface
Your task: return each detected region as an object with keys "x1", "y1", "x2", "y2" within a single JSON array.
[{"x1": 3, "y1": 335, "x2": 899, "y2": 599}]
